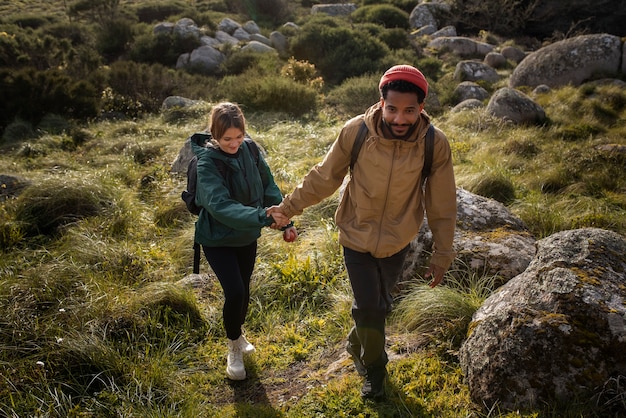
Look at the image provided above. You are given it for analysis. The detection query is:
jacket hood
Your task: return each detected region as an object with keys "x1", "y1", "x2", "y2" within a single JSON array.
[{"x1": 189, "y1": 132, "x2": 232, "y2": 165}]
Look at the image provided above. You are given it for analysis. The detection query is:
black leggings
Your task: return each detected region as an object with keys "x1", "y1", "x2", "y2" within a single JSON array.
[{"x1": 202, "y1": 242, "x2": 257, "y2": 340}]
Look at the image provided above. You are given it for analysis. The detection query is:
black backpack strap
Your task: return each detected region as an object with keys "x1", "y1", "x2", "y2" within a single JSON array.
[
  {"x1": 350, "y1": 121, "x2": 369, "y2": 172},
  {"x1": 421, "y1": 124, "x2": 435, "y2": 186},
  {"x1": 244, "y1": 137, "x2": 261, "y2": 165}
]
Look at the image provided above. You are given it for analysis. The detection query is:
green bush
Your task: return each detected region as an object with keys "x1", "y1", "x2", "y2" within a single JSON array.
[
  {"x1": 134, "y1": 1, "x2": 192, "y2": 23},
  {"x1": 325, "y1": 74, "x2": 380, "y2": 117},
  {"x1": 219, "y1": 73, "x2": 318, "y2": 117},
  {"x1": 352, "y1": 4, "x2": 409, "y2": 29},
  {"x1": 129, "y1": 29, "x2": 201, "y2": 66},
  {"x1": 106, "y1": 61, "x2": 195, "y2": 114},
  {"x1": 0, "y1": 68, "x2": 99, "y2": 128},
  {"x1": 291, "y1": 18, "x2": 390, "y2": 86},
  {"x1": 97, "y1": 19, "x2": 135, "y2": 60},
  {"x1": 361, "y1": 0, "x2": 417, "y2": 13}
]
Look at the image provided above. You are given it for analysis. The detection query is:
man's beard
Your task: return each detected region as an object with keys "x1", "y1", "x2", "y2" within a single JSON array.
[{"x1": 383, "y1": 119, "x2": 418, "y2": 139}]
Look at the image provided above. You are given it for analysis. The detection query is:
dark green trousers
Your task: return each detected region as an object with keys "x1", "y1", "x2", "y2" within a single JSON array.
[{"x1": 344, "y1": 245, "x2": 410, "y2": 368}]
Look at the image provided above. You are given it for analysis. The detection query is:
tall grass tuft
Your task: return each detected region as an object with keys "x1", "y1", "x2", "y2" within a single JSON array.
[
  {"x1": 14, "y1": 177, "x2": 120, "y2": 237},
  {"x1": 392, "y1": 268, "x2": 497, "y2": 352}
]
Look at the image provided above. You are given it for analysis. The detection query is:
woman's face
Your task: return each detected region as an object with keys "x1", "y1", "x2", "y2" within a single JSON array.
[{"x1": 217, "y1": 127, "x2": 245, "y2": 154}]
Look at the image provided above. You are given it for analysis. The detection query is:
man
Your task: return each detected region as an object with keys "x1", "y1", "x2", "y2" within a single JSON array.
[{"x1": 269, "y1": 65, "x2": 456, "y2": 400}]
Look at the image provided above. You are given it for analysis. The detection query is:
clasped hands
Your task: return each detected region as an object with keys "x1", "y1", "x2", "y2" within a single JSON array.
[{"x1": 266, "y1": 205, "x2": 297, "y2": 242}]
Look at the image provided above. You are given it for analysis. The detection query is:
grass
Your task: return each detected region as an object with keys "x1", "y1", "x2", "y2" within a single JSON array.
[
  {"x1": 0, "y1": 20, "x2": 625, "y2": 414},
  {"x1": 1, "y1": 93, "x2": 623, "y2": 416}
]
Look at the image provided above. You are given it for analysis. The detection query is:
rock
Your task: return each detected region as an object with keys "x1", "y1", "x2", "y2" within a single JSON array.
[
  {"x1": 174, "y1": 18, "x2": 201, "y2": 39},
  {"x1": 218, "y1": 17, "x2": 241, "y2": 35},
  {"x1": 402, "y1": 188, "x2": 535, "y2": 284},
  {"x1": 411, "y1": 24, "x2": 437, "y2": 37},
  {"x1": 215, "y1": 30, "x2": 239, "y2": 46},
  {"x1": 409, "y1": 4, "x2": 438, "y2": 30},
  {"x1": 454, "y1": 61, "x2": 500, "y2": 83},
  {"x1": 451, "y1": 99, "x2": 484, "y2": 113},
  {"x1": 501, "y1": 46, "x2": 526, "y2": 64},
  {"x1": 431, "y1": 25, "x2": 456, "y2": 39},
  {"x1": 531, "y1": 84, "x2": 551, "y2": 95},
  {"x1": 232, "y1": 27, "x2": 251, "y2": 42},
  {"x1": 483, "y1": 51, "x2": 506, "y2": 69},
  {"x1": 486, "y1": 87, "x2": 546, "y2": 125},
  {"x1": 509, "y1": 34, "x2": 622, "y2": 89},
  {"x1": 161, "y1": 96, "x2": 202, "y2": 110},
  {"x1": 241, "y1": 41, "x2": 276, "y2": 54},
  {"x1": 428, "y1": 36, "x2": 494, "y2": 58},
  {"x1": 270, "y1": 31, "x2": 289, "y2": 55},
  {"x1": 459, "y1": 228, "x2": 626, "y2": 412},
  {"x1": 242, "y1": 20, "x2": 261, "y2": 35},
  {"x1": 454, "y1": 81, "x2": 489, "y2": 103},
  {"x1": 177, "y1": 45, "x2": 226, "y2": 74},
  {"x1": 250, "y1": 33, "x2": 272, "y2": 47}
]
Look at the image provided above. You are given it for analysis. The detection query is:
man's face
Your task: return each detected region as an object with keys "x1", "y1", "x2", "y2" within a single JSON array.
[{"x1": 380, "y1": 90, "x2": 424, "y2": 138}]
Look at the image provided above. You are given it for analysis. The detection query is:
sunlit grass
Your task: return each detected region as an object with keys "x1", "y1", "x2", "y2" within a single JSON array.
[{"x1": 1, "y1": 79, "x2": 624, "y2": 416}]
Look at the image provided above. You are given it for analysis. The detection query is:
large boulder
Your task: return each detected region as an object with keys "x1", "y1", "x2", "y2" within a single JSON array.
[
  {"x1": 403, "y1": 188, "x2": 536, "y2": 284},
  {"x1": 486, "y1": 87, "x2": 546, "y2": 125},
  {"x1": 509, "y1": 34, "x2": 622, "y2": 89},
  {"x1": 428, "y1": 36, "x2": 494, "y2": 58},
  {"x1": 459, "y1": 228, "x2": 626, "y2": 412}
]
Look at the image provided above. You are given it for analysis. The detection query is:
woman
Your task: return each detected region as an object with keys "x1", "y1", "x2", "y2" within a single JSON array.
[{"x1": 190, "y1": 102, "x2": 296, "y2": 380}]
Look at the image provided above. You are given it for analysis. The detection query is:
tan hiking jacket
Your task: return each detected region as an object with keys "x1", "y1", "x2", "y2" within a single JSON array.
[{"x1": 280, "y1": 102, "x2": 456, "y2": 269}]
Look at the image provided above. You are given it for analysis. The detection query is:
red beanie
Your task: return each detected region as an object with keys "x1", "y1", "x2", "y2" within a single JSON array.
[{"x1": 379, "y1": 65, "x2": 428, "y2": 98}]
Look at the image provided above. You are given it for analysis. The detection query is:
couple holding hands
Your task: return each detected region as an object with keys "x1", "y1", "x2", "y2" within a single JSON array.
[{"x1": 191, "y1": 64, "x2": 456, "y2": 401}]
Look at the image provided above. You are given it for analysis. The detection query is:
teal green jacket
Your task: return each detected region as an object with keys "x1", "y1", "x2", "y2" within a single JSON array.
[{"x1": 190, "y1": 133, "x2": 283, "y2": 247}]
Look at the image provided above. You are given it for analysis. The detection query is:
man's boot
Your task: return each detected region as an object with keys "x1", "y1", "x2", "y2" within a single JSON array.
[{"x1": 361, "y1": 365, "x2": 387, "y2": 400}]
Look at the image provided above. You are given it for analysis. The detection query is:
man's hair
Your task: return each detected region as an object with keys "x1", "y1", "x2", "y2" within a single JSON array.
[
  {"x1": 209, "y1": 102, "x2": 246, "y2": 140},
  {"x1": 381, "y1": 80, "x2": 425, "y2": 103}
]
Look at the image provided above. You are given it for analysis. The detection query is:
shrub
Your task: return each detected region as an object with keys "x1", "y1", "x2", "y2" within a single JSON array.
[
  {"x1": 105, "y1": 61, "x2": 193, "y2": 114},
  {"x1": 14, "y1": 178, "x2": 119, "y2": 237},
  {"x1": 393, "y1": 270, "x2": 496, "y2": 350},
  {"x1": 468, "y1": 172, "x2": 516, "y2": 204},
  {"x1": 97, "y1": 19, "x2": 135, "y2": 61},
  {"x1": 352, "y1": 4, "x2": 409, "y2": 29},
  {"x1": 219, "y1": 73, "x2": 318, "y2": 117},
  {"x1": 291, "y1": 18, "x2": 390, "y2": 86},
  {"x1": 1, "y1": 119, "x2": 36, "y2": 144},
  {"x1": 0, "y1": 68, "x2": 99, "y2": 128},
  {"x1": 134, "y1": 1, "x2": 192, "y2": 23},
  {"x1": 37, "y1": 113, "x2": 72, "y2": 135},
  {"x1": 325, "y1": 74, "x2": 380, "y2": 117},
  {"x1": 129, "y1": 30, "x2": 201, "y2": 66}
]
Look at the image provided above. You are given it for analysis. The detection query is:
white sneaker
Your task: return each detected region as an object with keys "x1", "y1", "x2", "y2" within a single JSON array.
[
  {"x1": 226, "y1": 339, "x2": 245, "y2": 380},
  {"x1": 237, "y1": 334, "x2": 256, "y2": 354}
]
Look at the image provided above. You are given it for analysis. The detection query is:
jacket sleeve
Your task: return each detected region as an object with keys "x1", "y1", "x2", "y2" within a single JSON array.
[
  {"x1": 279, "y1": 122, "x2": 358, "y2": 218},
  {"x1": 195, "y1": 155, "x2": 270, "y2": 229},
  {"x1": 424, "y1": 128, "x2": 457, "y2": 270}
]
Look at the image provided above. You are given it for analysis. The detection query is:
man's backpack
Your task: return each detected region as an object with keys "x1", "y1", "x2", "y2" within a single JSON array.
[
  {"x1": 182, "y1": 137, "x2": 261, "y2": 274},
  {"x1": 349, "y1": 121, "x2": 435, "y2": 186}
]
